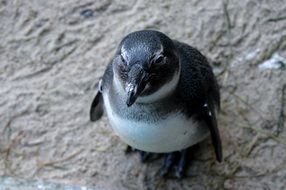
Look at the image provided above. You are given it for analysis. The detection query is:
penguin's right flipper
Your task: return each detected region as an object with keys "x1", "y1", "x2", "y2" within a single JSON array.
[{"x1": 90, "y1": 81, "x2": 104, "y2": 121}]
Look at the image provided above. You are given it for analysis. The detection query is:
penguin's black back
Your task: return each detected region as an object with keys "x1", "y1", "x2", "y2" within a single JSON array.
[{"x1": 174, "y1": 41, "x2": 220, "y2": 116}]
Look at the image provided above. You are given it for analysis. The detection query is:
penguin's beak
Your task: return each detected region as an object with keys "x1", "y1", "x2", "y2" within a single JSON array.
[{"x1": 126, "y1": 65, "x2": 149, "y2": 107}]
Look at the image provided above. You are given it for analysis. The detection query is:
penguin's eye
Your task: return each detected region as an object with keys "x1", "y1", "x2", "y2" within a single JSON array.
[
  {"x1": 154, "y1": 55, "x2": 164, "y2": 64},
  {"x1": 149, "y1": 55, "x2": 164, "y2": 73},
  {"x1": 120, "y1": 55, "x2": 127, "y2": 65}
]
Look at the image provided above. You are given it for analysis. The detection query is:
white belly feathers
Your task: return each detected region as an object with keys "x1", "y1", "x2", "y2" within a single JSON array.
[{"x1": 103, "y1": 93, "x2": 209, "y2": 153}]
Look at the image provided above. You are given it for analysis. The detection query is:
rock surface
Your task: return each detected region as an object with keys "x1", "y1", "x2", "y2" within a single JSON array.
[{"x1": 0, "y1": 0, "x2": 286, "y2": 189}]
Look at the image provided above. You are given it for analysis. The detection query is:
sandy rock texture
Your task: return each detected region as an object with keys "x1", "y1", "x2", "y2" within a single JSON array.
[{"x1": 1, "y1": 0, "x2": 286, "y2": 189}]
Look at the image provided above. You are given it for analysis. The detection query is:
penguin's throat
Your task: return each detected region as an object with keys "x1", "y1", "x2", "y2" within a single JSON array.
[{"x1": 136, "y1": 71, "x2": 180, "y2": 103}]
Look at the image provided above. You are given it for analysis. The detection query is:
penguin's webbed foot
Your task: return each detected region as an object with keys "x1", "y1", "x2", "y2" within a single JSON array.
[
  {"x1": 125, "y1": 145, "x2": 190, "y2": 178},
  {"x1": 125, "y1": 145, "x2": 159, "y2": 163},
  {"x1": 124, "y1": 145, "x2": 136, "y2": 154},
  {"x1": 160, "y1": 149, "x2": 189, "y2": 178}
]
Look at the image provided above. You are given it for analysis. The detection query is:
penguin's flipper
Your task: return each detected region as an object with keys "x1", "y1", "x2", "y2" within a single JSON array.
[
  {"x1": 90, "y1": 81, "x2": 104, "y2": 121},
  {"x1": 203, "y1": 99, "x2": 223, "y2": 162}
]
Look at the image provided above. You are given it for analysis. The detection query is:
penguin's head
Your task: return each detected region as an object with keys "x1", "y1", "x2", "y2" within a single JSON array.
[{"x1": 113, "y1": 30, "x2": 180, "y2": 107}]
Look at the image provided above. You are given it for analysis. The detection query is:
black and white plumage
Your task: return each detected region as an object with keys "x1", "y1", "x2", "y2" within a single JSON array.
[{"x1": 90, "y1": 30, "x2": 222, "y2": 178}]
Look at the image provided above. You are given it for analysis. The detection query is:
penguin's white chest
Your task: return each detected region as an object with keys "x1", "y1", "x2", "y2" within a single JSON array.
[{"x1": 103, "y1": 94, "x2": 209, "y2": 153}]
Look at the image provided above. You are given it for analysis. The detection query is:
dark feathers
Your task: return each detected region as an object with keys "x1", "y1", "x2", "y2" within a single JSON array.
[
  {"x1": 90, "y1": 87, "x2": 104, "y2": 121},
  {"x1": 175, "y1": 41, "x2": 222, "y2": 162}
]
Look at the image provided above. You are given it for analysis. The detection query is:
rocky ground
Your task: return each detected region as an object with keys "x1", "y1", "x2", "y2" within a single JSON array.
[{"x1": 1, "y1": 0, "x2": 286, "y2": 189}]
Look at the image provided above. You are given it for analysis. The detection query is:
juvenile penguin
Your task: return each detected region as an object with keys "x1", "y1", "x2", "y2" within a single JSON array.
[{"x1": 90, "y1": 30, "x2": 222, "y2": 178}]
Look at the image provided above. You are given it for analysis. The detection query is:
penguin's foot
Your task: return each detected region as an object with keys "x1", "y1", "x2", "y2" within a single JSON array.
[
  {"x1": 160, "y1": 149, "x2": 189, "y2": 178},
  {"x1": 124, "y1": 145, "x2": 136, "y2": 154},
  {"x1": 125, "y1": 145, "x2": 160, "y2": 163},
  {"x1": 139, "y1": 151, "x2": 154, "y2": 162},
  {"x1": 125, "y1": 145, "x2": 190, "y2": 178}
]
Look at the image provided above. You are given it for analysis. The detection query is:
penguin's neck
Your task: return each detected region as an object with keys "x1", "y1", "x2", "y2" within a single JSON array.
[{"x1": 136, "y1": 71, "x2": 180, "y2": 103}]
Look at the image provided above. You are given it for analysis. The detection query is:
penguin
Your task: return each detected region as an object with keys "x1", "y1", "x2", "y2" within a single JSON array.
[{"x1": 90, "y1": 30, "x2": 222, "y2": 178}]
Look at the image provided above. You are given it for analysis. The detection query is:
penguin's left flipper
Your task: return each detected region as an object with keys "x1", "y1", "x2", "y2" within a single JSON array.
[
  {"x1": 203, "y1": 99, "x2": 223, "y2": 162},
  {"x1": 90, "y1": 81, "x2": 104, "y2": 122}
]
